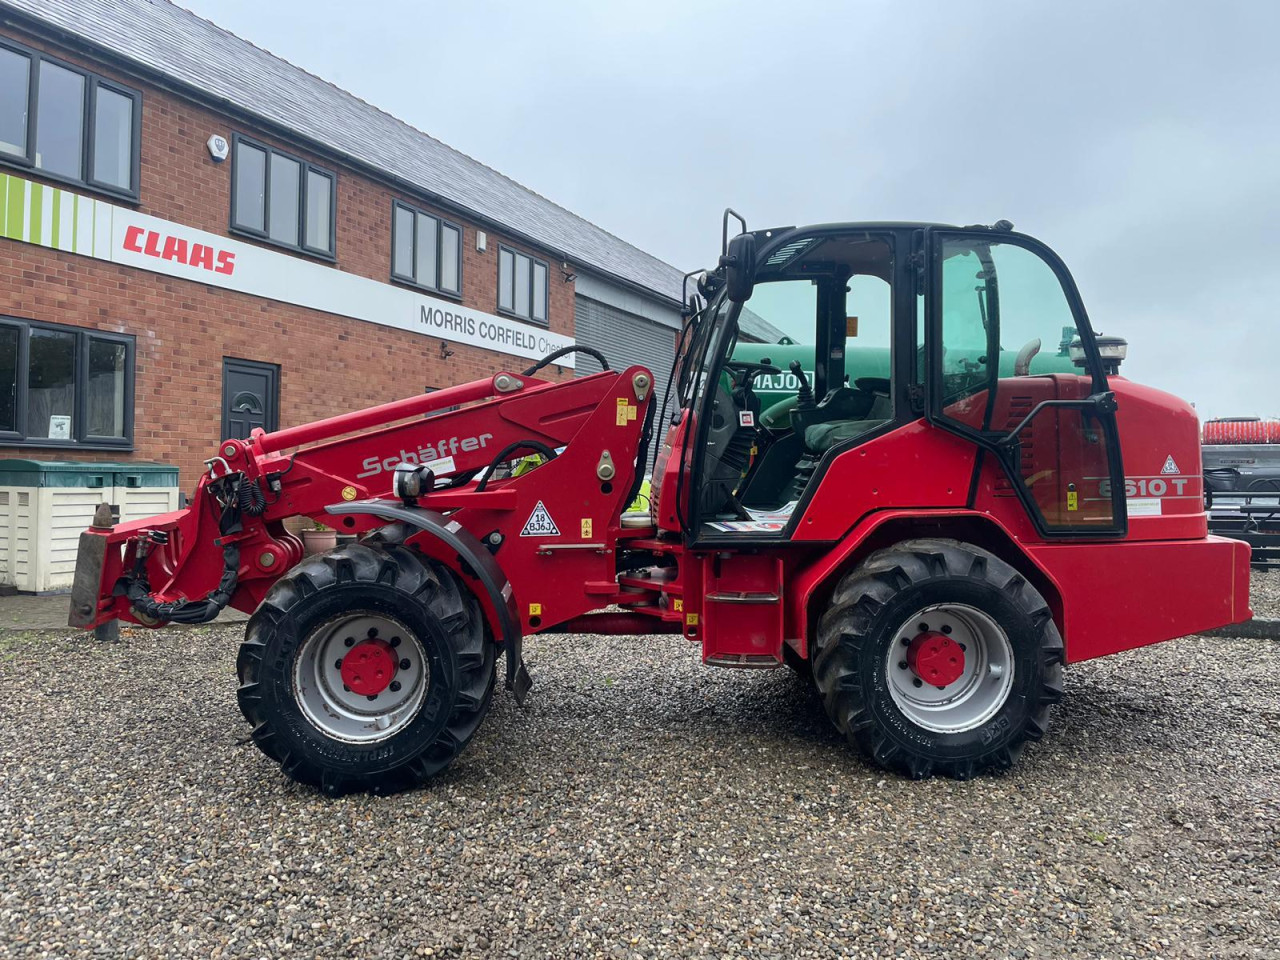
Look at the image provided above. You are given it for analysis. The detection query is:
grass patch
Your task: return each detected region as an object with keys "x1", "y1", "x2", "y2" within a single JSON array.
[{"x1": 0, "y1": 629, "x2": 57, "y2": 661}]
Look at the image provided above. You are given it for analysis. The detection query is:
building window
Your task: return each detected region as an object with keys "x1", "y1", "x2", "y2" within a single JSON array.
[
  {"x1": 391, "y1": 201, "x2": 461, "y2": 296},
  {"x1": 0, "y1": 38, "x2": 141, "y2": 199},
  {"x1": 230, "y1": 135, "x2": 335, "y2": 258},
  {"x1": 0, "y1": 318, "x2": 134, "y2": 448},
  {"x1": 497, "y1": 246, "x2": 548, "y2": 324}
]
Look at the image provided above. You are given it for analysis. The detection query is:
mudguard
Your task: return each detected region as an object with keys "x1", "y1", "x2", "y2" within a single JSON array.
[{"x1": 325, "y1": 499, "x2": 531, "y2": 704}]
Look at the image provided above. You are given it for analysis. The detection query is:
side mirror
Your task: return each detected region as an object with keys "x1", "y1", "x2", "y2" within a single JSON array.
[{"x1": 721, "y1": 232, "x2": 757, "y2": 303}]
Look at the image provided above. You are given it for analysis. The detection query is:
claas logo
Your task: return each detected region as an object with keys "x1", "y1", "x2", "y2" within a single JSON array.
[{"x1": 123, "y1": 225, "x2": 235, "y2": 275}]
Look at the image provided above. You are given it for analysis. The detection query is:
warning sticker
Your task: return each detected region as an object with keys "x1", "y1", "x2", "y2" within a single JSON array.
[
  {"x1": 739, "y1": 410, "x2": 755, "y2": 427},
  {"x1": 1161, "y1": 455, "x2": 1180, "y2": 475},
  {"x1": 520, "y1": 501, "x2": 561, "y2": 537},
  {"x1": 616, "y1": 398, "x2": 638, "y2": 426}
]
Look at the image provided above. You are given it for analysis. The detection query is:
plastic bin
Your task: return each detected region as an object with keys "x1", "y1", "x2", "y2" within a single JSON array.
[
  {"x1": 112, "y1": 462, "x2": 181, "y2": 526},
  {"x1": 0, "y1": 460, "x2": 179, "y2": 593}
]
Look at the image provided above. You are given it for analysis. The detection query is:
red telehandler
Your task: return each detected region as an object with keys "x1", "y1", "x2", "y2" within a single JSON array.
[{"x1": 70, "y1": 215, "x2": 1251, "y2": 794}]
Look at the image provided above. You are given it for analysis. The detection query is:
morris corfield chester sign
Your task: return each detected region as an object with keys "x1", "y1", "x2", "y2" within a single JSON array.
[{"x1": 0, "y1": 171, "x2": 575, "y2": 367}]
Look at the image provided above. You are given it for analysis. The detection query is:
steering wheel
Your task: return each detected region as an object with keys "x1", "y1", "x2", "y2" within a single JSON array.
[
  {"x1": 725, "y1": 359, "x2": 782, "y2": 386},
  {"x1": 853, "y1": 377, "x2": 891, "y2": 397},
  {"x1": 726, "y1": 360, "x2": 781, "y2": 373}
]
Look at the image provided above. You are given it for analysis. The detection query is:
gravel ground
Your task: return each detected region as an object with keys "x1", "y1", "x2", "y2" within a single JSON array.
[
  {"x1": 1, "y1": 616, "x2": 1277, "y2": 959},
  {"x1": 1250, "y1": 569, "x2": 1280, "y2": 620}
]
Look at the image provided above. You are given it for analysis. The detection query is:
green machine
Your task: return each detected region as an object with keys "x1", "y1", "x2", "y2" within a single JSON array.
[{"x1": 730, "y1": 329, "x2": 1080, "y2": 425}]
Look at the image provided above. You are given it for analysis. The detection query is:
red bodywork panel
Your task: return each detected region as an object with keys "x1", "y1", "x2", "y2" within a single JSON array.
[
  {"x1": 650, "y1": 416, "x2": 689, "y2": 535},
  {"x1": 1023, "y1": 535, "x2": 1250, "y2": 661},
  {"x1": 780, "y1": 506, "x2": 1250, "y2": 663},
  {"x1": 792, "y1": 420, "x2": 976, "y2": 540}
]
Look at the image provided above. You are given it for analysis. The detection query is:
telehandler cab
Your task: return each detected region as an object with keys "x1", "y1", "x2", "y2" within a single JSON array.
[{"x1": 70, "y1": 213, "x2": 1251, "y2": 794}]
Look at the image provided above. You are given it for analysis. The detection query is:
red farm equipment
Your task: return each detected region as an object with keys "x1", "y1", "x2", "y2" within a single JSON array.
[
  {"x1": 70, "y1": 215, "x2": 1251, "y2": 793},
  {"x1": 1203, "y1": 417, "x2": 1280, "y2": 569}
]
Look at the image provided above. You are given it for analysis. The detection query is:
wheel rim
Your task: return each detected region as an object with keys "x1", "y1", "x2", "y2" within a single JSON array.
[
  {"x1": 885, "y1": 603, "x2": 1014, "y2": 734},
  {"x1": 293, "y1": 612, "x2": 430, "y2": 743}
]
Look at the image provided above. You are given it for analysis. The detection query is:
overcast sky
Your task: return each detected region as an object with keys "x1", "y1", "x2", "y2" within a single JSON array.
[{"x1": 181, "y1": 0, "x2": 1279, "y2": 420}]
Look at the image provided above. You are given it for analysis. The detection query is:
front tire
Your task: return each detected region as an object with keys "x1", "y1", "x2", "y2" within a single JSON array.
[
  {"x1": 812, "y1": 539, "x2": 1063, "y2": 780},
  {"x1": 236, "y1": 542, "x2": 495, "y2": 795}
]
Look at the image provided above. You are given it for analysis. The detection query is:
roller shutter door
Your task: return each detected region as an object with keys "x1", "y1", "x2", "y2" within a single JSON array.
[{"x1": 574, "y1": 296, "x2": 677, "y2": 475}]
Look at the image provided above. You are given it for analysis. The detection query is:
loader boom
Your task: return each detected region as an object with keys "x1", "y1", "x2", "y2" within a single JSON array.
[{"x1": 70, "y1": 365, "x2": 658, "y2": 685}]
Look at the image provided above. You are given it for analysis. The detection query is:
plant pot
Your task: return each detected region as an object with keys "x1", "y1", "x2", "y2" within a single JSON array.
[{"x1": 301, "y1": 528, "x2": 338, "y2": 555}]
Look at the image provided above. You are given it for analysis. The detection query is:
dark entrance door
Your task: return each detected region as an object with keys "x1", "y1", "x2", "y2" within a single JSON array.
[{"x1": 222, "y1": 357, "x2": 279, "y2": 440}]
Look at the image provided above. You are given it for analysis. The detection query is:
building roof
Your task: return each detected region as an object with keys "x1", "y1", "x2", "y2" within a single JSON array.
[
  {"x1": 0, "y1": 0, "x2": 686, "y2": 298},
  {"x1": 0, "y1": 0, "x2": 787, "y2": 341}
]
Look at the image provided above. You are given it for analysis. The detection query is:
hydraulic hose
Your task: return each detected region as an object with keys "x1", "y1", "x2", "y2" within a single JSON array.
[
  {"x1": 127, "y1": 543, "x2": 240, "y2": 625},
  {"x1": 474, "y1": 440, "x2": 560, "y2": 492},
  {"x1": 236, "y1": 476, "x2": 268, "y2": 516},
  {"x1": 521, "y1": 346, "x2": 609, "y2": 377}
]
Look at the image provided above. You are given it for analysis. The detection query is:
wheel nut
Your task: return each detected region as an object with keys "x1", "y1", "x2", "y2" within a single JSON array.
[
  {"x1": 390, "y1": 636, "x2": 401, "y2": 648},
  {"x1": 389, "y1": 681, "x2": 402, "y2": 692},
  {"x1": 344, "y1": 637, "x2": 354, "y2": 647},
  {"x1": 918, "y1": 622, "x2": 929, "y2": 632},
  {"x1": 898, "y1": 661, "x2": 908, "y2": 670},
  {"x1": 912, "y1": 678, "x2": 923, "y2": 688},
  {"x1": 367, "y1": 627, "x2": 378, "y2": 638},
  {"x1": 343, "y1": 684, "x2": 351, "y2": 692},
  {"x1": 334, "y1": 659, "x2": 343, "y2": 670},
  {"x1": 366, "y1": 694, "x2": 377, "y2": 701},
  {"x1": 901, "y1": 637, "x2": 910, "y2": 646},
  {"x1": 399, "y1": 658, "x2": 410, "y2": 670},
  {"x1": 941, "y1": 625, "x2": 952, "y2": 634}
]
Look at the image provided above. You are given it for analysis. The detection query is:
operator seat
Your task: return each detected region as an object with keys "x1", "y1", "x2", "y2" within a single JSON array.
[
  {"x1": 803, "y1": 415, "x2": 891, "y2": 453},
  {"x1": 799, "y1": 382, "x2": 893, "y2": 454}
]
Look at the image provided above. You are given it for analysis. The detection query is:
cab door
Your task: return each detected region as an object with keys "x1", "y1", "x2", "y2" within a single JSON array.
[{"x1": 925, "y1": 228, "x2": 1127, "y2": 536}]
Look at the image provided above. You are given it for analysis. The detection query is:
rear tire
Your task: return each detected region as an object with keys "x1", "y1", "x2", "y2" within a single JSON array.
[
  {"x1": 236, "y1": 541, "x2": 495, "y2": 795},
  {"x1": 812, "y1": 539, "x2": 1062, "y2": 780}
]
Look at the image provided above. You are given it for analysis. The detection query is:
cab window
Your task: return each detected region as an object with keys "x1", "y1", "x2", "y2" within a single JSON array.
[
  {"x1": 933, "y1": 234, "x2": 1120, "y2": 532},
  {"x1": 693, "y1": 231, "x2": 895, "y2": 534}
]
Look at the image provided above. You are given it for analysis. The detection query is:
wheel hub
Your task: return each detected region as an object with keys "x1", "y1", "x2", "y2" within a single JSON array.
[
  {"x1": 340, "y1": 638, "x2": 397, "y2": 696},
  {"x1": 907, "y1": 631, "x2": 965, "y2": 687},
  {"x1": 293, "y1": 612, "x2": 428, "y2": 743},
  {"x1": 886, "y1": 603, "x2": 1015, "y2": 734}
]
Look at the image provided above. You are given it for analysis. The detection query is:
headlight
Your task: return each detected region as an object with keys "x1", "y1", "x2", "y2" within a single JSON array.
[
  {"x1": 1068, "y1": 335, "x2": 1127, "y2": 369},
  {"x1": 392, "y1": 463, "x2": 434, "y2": 502},
  {"x1": 1095, "y1": 335, "x2": 1128, "y2": 362}
]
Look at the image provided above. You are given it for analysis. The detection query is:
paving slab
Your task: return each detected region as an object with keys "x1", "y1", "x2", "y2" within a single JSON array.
[{"x1": 0, "y1": 591, "x2": 248, "y2": 633}]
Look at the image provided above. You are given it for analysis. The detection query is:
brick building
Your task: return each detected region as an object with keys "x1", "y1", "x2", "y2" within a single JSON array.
[{"x1": 0, "y1": 0, "x2": 783, "y2": 490}]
